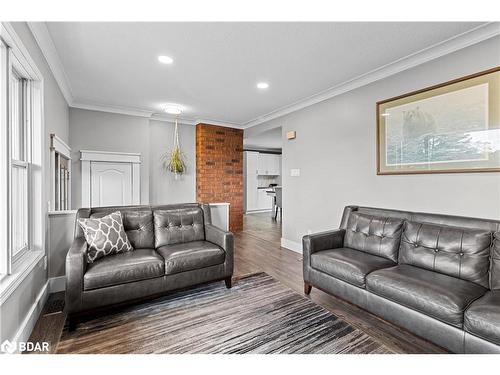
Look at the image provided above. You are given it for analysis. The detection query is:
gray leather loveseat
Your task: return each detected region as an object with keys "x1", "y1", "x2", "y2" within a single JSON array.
[
  {"x1": 303, "y1": 205, "x2": 500, "y2": 353},
  {"x1": 66, "y1": 203, "x2": 233, "y2": 329}
]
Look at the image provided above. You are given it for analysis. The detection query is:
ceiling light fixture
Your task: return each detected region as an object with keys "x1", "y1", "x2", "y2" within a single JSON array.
[
  {"x1": 257, "y1": 82, "x2": 269, "y2": 89},
  {"x1": 158, "y1": 55, "x2": 174, "y2": 64},
  {"x1": 164, "y1": 105, "x2": 183, "y2": 115}
]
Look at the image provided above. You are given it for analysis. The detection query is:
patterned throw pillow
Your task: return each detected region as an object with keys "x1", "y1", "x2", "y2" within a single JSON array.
[{"x1": 78, "y1": 211, "x2": 134, "y2": 263}]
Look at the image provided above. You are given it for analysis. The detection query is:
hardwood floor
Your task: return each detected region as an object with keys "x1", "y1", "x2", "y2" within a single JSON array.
[{"x1": 27, "y1": 212, "x2": 446, "y2": 354}]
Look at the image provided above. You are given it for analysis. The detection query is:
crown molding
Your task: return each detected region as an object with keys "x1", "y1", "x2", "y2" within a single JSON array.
[
  {"x1": 72, "y1": 101, "x2": 244, "y2": 128},
  {"x1": 1, "y1": 22, "x2": 44, "y2": 82},
  {"x1": 195, "y1": 118, "x2": 244, "y2": 129},
  {"x1": 71, "y1": 101, "x2": 154, "y2": 118},
  {"x1": 27, "y1": 21, "x2": 499, "y2": 131},
  {"x1": 150, "y1": 113, "x2": 196, "y2": 125},
  {"x1": 242, "y1": 22, "x2": 500, "y2": 128},
  {"x1": 27, "y1": 22, "x2": 74, "y2": 106}
]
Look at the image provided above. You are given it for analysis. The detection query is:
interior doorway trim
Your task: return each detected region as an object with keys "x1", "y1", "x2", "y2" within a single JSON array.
[{"x1": 80, "y1": 150, "x2": 141, "y2": 208}]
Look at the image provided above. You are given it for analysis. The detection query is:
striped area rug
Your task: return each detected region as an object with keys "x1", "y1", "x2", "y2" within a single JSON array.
[{"x1": 57, "y1": 272, "x2": 392, "y2": 354}]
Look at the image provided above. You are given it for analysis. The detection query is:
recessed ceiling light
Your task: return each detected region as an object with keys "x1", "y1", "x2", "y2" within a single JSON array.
[
  {"x1": 257, "y1": 82, "x2": 269, "y2": 89},
  {"x1": 158, "y1": 55, "x2": 174, "y2": 64},
  {"x1": 164, "y1": 105, "x2": 183, "y2": 115}
]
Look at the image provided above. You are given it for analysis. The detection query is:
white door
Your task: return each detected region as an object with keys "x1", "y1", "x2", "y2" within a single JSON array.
[{"x1": 91, "y1": 162, "x2": 132, "y2": 207}]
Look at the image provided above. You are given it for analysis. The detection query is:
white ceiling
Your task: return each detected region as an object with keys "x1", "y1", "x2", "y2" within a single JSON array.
[
  {"x1": 41, "y1": 22, "x2": 494, "y2": 127},
  {"x1": 244, "y1": 127, "x2": 282, "y2": 150}
]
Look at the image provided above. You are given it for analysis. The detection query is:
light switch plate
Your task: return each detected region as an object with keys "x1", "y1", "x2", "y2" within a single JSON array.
[{"x1": 290, "y1": 169, "x2": 300, "y2": 177}]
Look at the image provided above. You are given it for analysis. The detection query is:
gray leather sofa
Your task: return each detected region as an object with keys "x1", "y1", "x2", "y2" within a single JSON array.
[
  {"x1": 303, "y1": 205, "x2": 500, "y2": 353},
  {"x1": 66, "y1": 203, "x2": 233, "y2": 328}
]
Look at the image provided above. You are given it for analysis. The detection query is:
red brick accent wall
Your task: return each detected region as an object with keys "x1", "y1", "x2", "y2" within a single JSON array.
[{"x1": 196, "y1": 124, "x2": 243, "y2": 231}]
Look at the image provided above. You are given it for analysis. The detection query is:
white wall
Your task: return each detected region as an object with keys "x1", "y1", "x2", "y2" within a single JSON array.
[
  {"x1": 149, "y1": 120, "x2": 196, "y2": 204},
  {"x1": 69, "y1": 108, "x2": 196, "y2": 209},
  {"x1": 248, "y1": 36, "x2": 500, "y2": 246},
  {"x1": 0, "y1": 22, "x2": 69, "y2": 343},
  {"x1": 48, "y1": 211, "x2": 76, "y2": 279},
  {"x1": 45, "y1": 116, "x2": 196, "y2": 281},
  {"x1": 69, "y1": 108, "x2": 151, "y2": 207}
]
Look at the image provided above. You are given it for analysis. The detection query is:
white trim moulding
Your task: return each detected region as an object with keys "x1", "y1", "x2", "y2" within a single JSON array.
[
  {"x1": 10, "y1": 280, "x2": 49, "y2": 352},
  {"x1": 28, "y1": 21, "x2": 500, "y2": 130},
  {"x1": 280, "y1": 238, "x2": 302, "y2": 254},
  {"x1": 80, "y1": 150, "x2": 142, "y2": 163},
  {"x1": 72, "y1": 101, "x2": 154, "y2": 118},
  {"x1": 0, "y1": 251, "x2": 45, "y2": 305},
  {"x1": 27, "y1": 22, "x2": 73, "y2": 106},
  {"x1": 48, "y1": 276, "x2": 66, "y2": 293},
  {"x1": 243, "y1": 22, "x2": 500, "y2": 128}
]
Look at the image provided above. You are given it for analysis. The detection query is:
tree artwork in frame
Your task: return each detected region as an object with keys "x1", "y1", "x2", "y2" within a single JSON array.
[{"x1": 377, "y1": 67, "x2": 500, "y2": 174}]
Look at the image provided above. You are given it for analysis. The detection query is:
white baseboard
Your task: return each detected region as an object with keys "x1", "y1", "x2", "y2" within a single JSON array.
[
  {"x1": 280, "y1": 238, "x2": 302, "y2": 254},
  {"x1": 10, "y1": 281, "x2": 49, "y2": 353},
  {"x1": 6, "y1": 277, "x2": 65, "y2": 353},
  {"x1": 48, "y1": 276, "x2": 66, "y2": 292}
]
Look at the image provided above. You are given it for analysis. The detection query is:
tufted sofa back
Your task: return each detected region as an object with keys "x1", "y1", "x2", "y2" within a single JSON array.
[
  {"x1": 344, "y1": 212, "x2": 404, "y2": 262},
  {"x1": 153, "y1": 207, "x2": 205, "y2": 248},
  {"x1": 341, "y1": 206, "x2": 500, "y2": 289},
  {"x1": 74, "y1": 203, "x2": 210, "y2": 249},
  {"x1": 399, "y1": 221, "x2": 491, "y2": 288}
]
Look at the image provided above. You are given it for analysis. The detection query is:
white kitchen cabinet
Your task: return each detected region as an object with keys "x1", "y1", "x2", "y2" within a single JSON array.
[
  {"x1": 245, "y1": 151, "x2": 280, "y2": 212},
  {"x1": 244, "y1": 151, "x2": 259, "y2": 211},
  {"x1": 258, "y1": 153, "x2": 281, "y2": 175},
  {"x1": 257, "y1": 153, "x2": 269, "y2": 175},
  {"x1": 272, "y1": 154, "x2": 281, "y2": 175},
  {"x1": 257, "y1": 188, "x2": 273, "y2": 210}
]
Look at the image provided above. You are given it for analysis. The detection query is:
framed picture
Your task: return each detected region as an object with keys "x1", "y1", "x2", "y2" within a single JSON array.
[{"x1": 377, "y1": 67, "x2": 500, "y2": 175}]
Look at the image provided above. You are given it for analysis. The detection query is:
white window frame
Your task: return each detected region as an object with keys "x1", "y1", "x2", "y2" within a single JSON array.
[
  {"x1": 49, "y1": 133, "x2": 72, "y2": 212},
  {"x1": 10, "y1": 69, "x2": 30, "y2": 265},
  {"x1": 0, "y1": 23, "x2": 45, "y2": 299}
]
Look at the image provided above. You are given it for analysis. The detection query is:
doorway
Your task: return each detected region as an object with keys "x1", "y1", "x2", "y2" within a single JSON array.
[{"x1": 242, "y1": 127, "x2": 283, "y2": 244}]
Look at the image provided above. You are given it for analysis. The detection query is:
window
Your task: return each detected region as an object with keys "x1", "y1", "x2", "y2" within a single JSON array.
[
  {"x1": 10, "y1": 70, "x2": 29, "y2": 262},
  {"x1": 1, "y1": 24, "x2": 44, "y2": 279},
  {"x1": 50, "y1": 133, "x2": 72, "y2": 211}
]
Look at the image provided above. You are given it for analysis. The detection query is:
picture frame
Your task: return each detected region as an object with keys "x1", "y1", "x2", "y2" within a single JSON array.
[{"x1": 377, "y1": 66, "x2": 500, "y2": 175}]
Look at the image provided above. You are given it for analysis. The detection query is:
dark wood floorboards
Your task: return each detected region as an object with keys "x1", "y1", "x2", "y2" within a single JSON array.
[{"x1": 28, "y1": 212, "x2": 446, "y2": 353}]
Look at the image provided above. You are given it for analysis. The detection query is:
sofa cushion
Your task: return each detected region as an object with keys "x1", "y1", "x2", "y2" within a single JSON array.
[
  {"x1": 464, "y1": 291, "x2": 500, "y2": 345},
  {"x1": 344, "y1": 212, "x2": 404, "y2": 262},
  {"x1": 121, "y1": 210, "x2": 154, "y2": 249},
  {"x1": 83, "y1": 249, "x2": 164, "y2": 290},
  {"x1": 79, "y1": 211, "x2": 134, "y2": 263},
  {"x1": 157, "y1": 241, "x2": 225, "y2": 275},
  {"x1": 154, "y1": 208, "x2": 205, "y2": 248},
  {"x1": 90, "y1": 209, "x2": 154, "y2": 249},
  {"x1": 491, "y1": 232, "x2": 500, "y2": 290},
  {"x1": 399, "y1": 221, "x2": 492, "y2": 288},
  {"x1": 366, "y1": 264, "x2": 486, "y2": 327},
  {"x1": 310, "y1": 248, "x2": 395, "y2": 288}
]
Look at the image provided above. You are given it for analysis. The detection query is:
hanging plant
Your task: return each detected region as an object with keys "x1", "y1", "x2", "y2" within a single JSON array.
[{"x1": 163, "y1": 117, "x2": 186, "y2": 178}]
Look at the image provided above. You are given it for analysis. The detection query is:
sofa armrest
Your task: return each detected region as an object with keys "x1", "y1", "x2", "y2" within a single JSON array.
[
  {"x1": 205, "y1": 224, "x2": 234, "y2": 276},
  {"x1": 303, "y1": 229, "x2": 345, "y2": 255},
  {"x1": 302, "y1": 229, "x2": 345, "y2": 282},
  {"x1": 65, "y1": 237, "x2": 88, "y2": 314}
]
